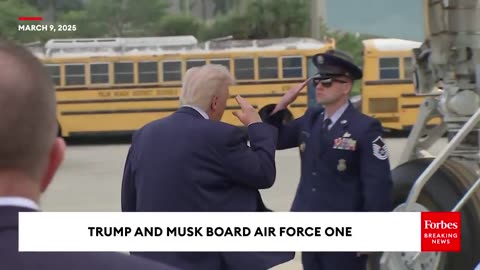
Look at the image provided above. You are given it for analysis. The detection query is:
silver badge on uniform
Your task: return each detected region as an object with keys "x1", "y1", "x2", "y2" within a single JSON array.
[
  {"x1": 316, "y1": 55, "x2": 324, "y2": 64},
  {"x1": 299, "y1": 142, "x2": 306, "y2": 152},
  {"x1": 337, "y1": 159, "x2": 347, "y2": 171}
]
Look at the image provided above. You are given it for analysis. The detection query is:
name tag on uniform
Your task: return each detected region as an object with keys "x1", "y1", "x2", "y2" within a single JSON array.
[{"x1": 333, "y1": 135, "x2": 356, "y2": 151}]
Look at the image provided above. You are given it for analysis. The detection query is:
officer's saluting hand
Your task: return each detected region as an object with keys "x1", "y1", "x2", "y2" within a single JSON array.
[{"x1": 271, "y1": 77, "x2": 314, "y2": 115}]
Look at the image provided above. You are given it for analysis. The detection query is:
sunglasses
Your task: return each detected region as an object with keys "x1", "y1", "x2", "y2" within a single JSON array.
[{"x1": 312, "y1": 77, "x2": 348, "y2": 88}]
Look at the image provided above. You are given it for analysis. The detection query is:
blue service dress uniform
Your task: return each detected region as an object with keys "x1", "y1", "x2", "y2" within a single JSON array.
[{"x1": 261, "y1": 101, "x2": 393, "y2": 270}]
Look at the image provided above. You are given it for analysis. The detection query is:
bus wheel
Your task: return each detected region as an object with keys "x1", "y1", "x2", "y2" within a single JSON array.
[{"x1": 368, "y1": 158, "x2": 480, "y2": 270}]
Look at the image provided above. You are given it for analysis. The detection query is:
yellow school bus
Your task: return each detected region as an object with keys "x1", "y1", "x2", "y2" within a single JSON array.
[
  {"x1": 33, "y1": 36, "x2": 335, "y2": 137},
  {"x1": 360, "y1": 38, "x2": 439, "y2": 131}
]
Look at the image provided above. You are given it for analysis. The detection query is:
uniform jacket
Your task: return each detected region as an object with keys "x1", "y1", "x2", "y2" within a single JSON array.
[{"x1": 261, "y1": 102, "x2": 393, "y2": 213}]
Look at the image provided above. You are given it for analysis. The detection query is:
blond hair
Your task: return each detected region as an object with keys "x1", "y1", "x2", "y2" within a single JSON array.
[{"x1": 180, "y1": 64, "x2": 235, "y2": 111}]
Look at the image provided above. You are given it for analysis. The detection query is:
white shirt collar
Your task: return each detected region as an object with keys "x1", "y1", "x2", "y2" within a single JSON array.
[
  {"x1": 182, "y1": 105, "x2": 209, "y2": 120},
  {"x1": 324, "y1": 102, "x2": 349, "y2": 130},
  {"x1": 0, "y1": 196, "x2": 40, "y2": 210}
]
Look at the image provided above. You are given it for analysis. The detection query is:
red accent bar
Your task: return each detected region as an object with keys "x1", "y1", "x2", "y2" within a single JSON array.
[
  {"x1": 421, "y1": 212, "x2": 461, "y2": 252},
  {"x1": 18, "y1": 17, "x2": 43, "y2": 21}
]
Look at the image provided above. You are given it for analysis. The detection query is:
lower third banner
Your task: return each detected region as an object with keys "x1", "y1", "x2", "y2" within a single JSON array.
[{"x1": 17, "y1": 211, "x2": 461, "y2": 252}]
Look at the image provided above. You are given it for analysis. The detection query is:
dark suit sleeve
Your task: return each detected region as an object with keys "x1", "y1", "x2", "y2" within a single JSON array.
[
  {"x1": 121, "y1": 144, "x2": 136, "y2": 212},
  {"x1": 222, "y1": 251, "x2": 295, "y2": 270},
  {"x1": 359, "y1": 120, "x2": 394, "y2": 212},
  {"x1": 222, "y1": 122, "x2": 278, "y2": 189},
  {"x1": 260, "y1": 106, "x2": 304, "y2": 150}
]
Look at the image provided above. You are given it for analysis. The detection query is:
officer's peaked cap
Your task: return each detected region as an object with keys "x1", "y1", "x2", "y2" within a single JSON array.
[{"x1": 312, "y1": 49, "x2": 363, "y2": 80}]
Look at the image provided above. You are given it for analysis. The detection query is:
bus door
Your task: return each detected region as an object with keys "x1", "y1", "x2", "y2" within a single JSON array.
[{"x1": 306, "y1": 56, "x2": 320, "y2": 108}]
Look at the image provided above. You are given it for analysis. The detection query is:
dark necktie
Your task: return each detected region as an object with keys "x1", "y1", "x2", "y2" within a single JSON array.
[{"x1": 322, "y1": 118, "x2": 332, "y2": 132}]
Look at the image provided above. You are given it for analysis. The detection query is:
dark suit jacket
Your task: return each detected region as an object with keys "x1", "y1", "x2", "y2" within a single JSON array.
[
  {"x1": 121, "y1": 106, "x2": 294, "y2": 270},
  {"x1": 0, "y1": 206, "x2": 179, "y2": 270}
]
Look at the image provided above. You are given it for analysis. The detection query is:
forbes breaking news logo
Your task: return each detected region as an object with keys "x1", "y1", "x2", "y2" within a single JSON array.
[{"x1": 421, "y1": 212, "x2": 461, "y2": 252}]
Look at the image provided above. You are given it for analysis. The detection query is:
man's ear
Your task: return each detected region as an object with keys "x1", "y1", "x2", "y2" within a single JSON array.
[
  {"x1": 210, "y1": 95, "x2": 218, "y2": 111},
  {"x1": 39, "y1": 138, "x2": 66, "y2": 193}
]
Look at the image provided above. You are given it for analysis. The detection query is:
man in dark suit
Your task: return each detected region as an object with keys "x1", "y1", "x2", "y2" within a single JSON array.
[
  {"x1": 260, "y1": 50, "x2": 394, "y2": 270},
  {"x1": 121, "y1": 64, "x2": 294, "y2": 269},
  {"x1": 0, "y1": 39, "x2": 178, "y2": 270}
]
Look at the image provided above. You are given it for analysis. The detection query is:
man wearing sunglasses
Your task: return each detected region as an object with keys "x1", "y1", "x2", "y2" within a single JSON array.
[{"x1": 260, "y1": 49, "x2": 393, "y2": 270}]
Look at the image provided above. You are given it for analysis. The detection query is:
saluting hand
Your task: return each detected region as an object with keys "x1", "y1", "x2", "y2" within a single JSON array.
[
  {"x1": 232, "y1": 95, "x2": 262, "y2": 126},
  {"x1": 272, "y1": 77, "x2": 313, "y2": 114}
]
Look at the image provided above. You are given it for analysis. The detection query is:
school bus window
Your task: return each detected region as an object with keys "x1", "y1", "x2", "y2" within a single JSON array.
[
  {"x1": 210, "y1": 59, "x2": 230, "y2": 71},
  {"x1": 65, "y1": 64, "x2": 85, "y2": 86},
  {"x1": 163, "y1": 61, "x2": 182, "y2": 82},
  {"x1": 45, "y1": 64, "x2": 60, "y2": 86},
  {"x1": 138, "y1": 61, "x2": 158, "y2": 83},
  {"x1": 90, "y1": 63, "x2": 109, "y2": 84},
  {"x1": 258, "y1": 57, "x2": 278, "y2": 79},
  {"x1": 282, "y1": 56, "x2": 302, "y2": 78},
  {"x1": 114, "y1": 62, "x2": 134, "y2": 84},
  {"x1": 379, "y1": 58, "x2": 400, "y2": 80},
  {"x1": 234, "y1": 58, "x2": 254, "y2": 80},
  {"x1": 186, "y1": 59, "x2": 206, "y2": 70},
  {"x1": 404, "y1": 57, "x2": 414, "y2": 80}
]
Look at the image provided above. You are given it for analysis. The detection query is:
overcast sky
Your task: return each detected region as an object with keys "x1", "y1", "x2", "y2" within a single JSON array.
[{"x1": 325, "y1": 0, "x2": 425, "y2": 41}]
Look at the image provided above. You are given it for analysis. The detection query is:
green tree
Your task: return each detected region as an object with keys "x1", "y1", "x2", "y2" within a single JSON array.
[
  {"x1": 56, "y1": 10, "x2": 105, "y2": 38},
  {"x1": 179, "y1": 0, "x2": 195, "y2": 15},
  {"x1": 264, "y1": 0, "x2": 309, "y2": 37},
  {"x1": 23, "y1": 0, "x2": 85, "y2": 23},
  {"x1": 331, "y1": 32, "x2": 364, "y2": 66},
  {"x1": 84, "y1": 0, "x2": 169, "y2": 37},
  {"x1": 25, "y1": 0, "x2": 84, "y2": 11},
  {"x1": 203, "y1": 0, "x2": 310, "y2": 40},
  {"x1": 200, "y1": 12, "x2": 249, "y2": 40},
  {"x1": 157, "y1": 15, "x2": 204, "y2": 36},
  {"x1": 0, "y1": 0, "x2": 46, "y2": 42},
  {"x1": 212, "y1": 0, "x2": 244, "y2": 15}
]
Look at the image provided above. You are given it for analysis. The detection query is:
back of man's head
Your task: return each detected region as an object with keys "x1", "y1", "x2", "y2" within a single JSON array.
[
  {"x1": 180, "y1": 64, "x2": 234, "y2": 120},
  {"x1": 180, "y1": 66, "x2": 202, "y2": 104},
  {"x1": 0, "y1": 39, "x2": 63, "y2": 186}
]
